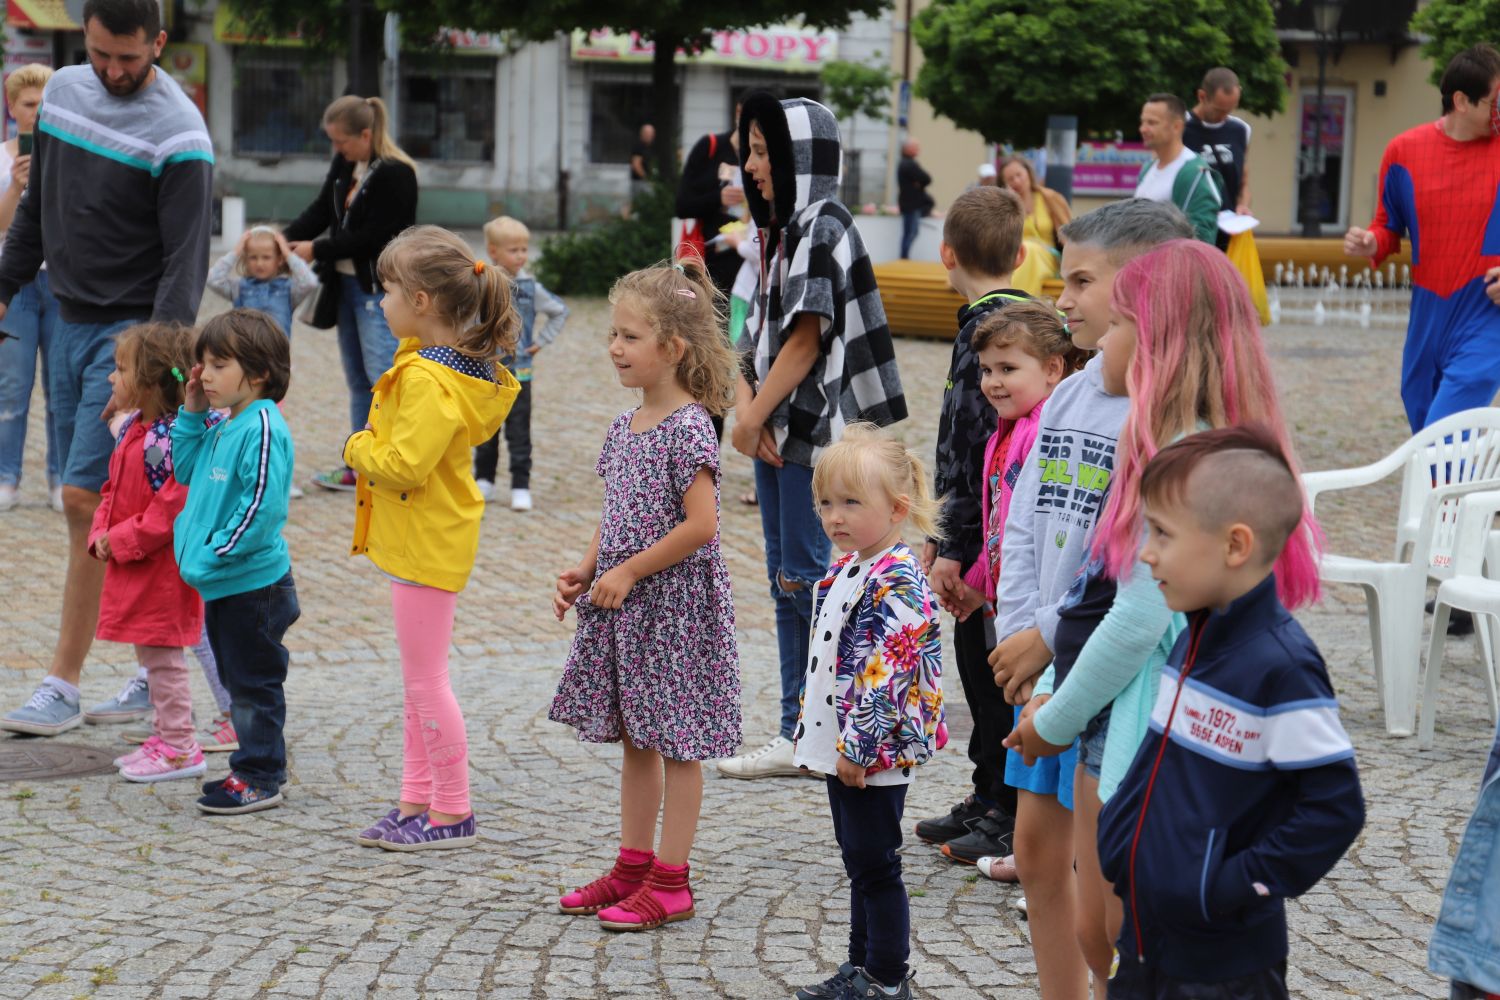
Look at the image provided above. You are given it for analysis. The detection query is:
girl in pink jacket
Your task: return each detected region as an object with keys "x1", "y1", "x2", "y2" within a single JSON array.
[{"x1": 90, "y1": 323, "x2": 210, "y2": 784}]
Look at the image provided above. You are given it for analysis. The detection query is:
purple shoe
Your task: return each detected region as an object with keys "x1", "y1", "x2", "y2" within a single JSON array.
[
  {"x1": 376, "y1": 811, "x2": 477, "y2": 852},
  {"x1": 356, "y1": 808, "x2": 417, "y2": 848}
]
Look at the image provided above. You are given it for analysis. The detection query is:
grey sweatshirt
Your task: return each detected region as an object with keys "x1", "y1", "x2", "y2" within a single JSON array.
[
  {"x1": 0, "y1": 65, "x2": 213, "y2": 325},
  {"x1": 995, "y1": 354, "x2": 1131, "y2": 649}
]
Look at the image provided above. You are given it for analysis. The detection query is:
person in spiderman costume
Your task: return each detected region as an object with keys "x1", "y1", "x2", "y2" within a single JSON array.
[{"x1": 1346, "y1": 44, "x2": 1500, "y2": 432}]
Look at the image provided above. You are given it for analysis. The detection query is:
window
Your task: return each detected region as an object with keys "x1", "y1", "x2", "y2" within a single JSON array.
[
  {"x1": 232, "y1": 48, "x2": 335, "y2": 157},
  {"x1": 399, "y1": 55, "x2": 496, "y2": 163},
  {"x1": 589, "y1": 73, "x2": 654, "y2": 164}
]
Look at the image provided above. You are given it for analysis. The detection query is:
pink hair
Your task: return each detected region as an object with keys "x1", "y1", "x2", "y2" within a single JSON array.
[{"x1": 1092, "y1": 239, "x2": 1323, "y2": 608}]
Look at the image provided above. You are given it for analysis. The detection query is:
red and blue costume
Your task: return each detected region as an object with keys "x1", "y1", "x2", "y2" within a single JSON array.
[{"x1": 1368, "y1": 121, "x2": 1500, "y2": 430}]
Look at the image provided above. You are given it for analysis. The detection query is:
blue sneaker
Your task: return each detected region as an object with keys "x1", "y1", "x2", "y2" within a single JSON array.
[
  {"x1": 196, "y1": 773, "x2": 282, "y2": 815},
  {"x1": 84, "y1": 674, "x2": 151, "y2": 724},
  {"x1": 1, "y1": 682, "x2": 82, "y2": 736}
]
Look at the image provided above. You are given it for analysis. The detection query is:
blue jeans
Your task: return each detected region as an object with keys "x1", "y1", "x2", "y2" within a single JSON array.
[
  {"x1": 205, "y1": 571, "x2": 300, "y2": 792},
  {"x1": 827, "y1": 777, "x2": 910, "y2": 988},
  {"x1": 754, "y1": 457, "x2": 831, "y2": 739},
  {"x1": 50, "y1": 315, "x2": 143, "y2": 491},
  {"x1": 336, "y1": 274, "x2": 399, "y2": 434},
  {"x1": 0, "y1": 271, "x2": 60, "y2": 487},
  {"x1": 900, "y1": 210, "x2": 922, "y2": 259}
]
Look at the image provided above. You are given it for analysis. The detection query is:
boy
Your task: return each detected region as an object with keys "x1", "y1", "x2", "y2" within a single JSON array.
[
  {"x1": 1099, "y1": 425, "x2": 1365, "y2": 999},
  {"x1": 172, "y1": 309, "x2": 299, "y2": 815},
  {"x1": 913, "y1": 185, "x2": 1028, "y2": 866},
  {"x1": 717, "y1": 91, "x2": 906, "y2": 781},
  {"x1": 475, "y1": 216, "x2": 568, "y2": 511}
]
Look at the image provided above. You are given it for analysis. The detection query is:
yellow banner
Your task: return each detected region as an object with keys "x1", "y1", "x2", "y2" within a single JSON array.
[{"x1": 571, "y1": 26, "x2": 838, "y2": 72}]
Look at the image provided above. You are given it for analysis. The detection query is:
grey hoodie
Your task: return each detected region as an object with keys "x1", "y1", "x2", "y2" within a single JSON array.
[{"x1": 995, "y1": 354, "x2": 1130, "y2": 649}]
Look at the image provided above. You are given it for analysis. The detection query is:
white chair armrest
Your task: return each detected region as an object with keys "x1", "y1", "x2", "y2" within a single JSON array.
[
  {"x1": 1450, "y1": 489, "x2": 1500, "y2": 577},
  {"x1": 1302, "y1": 449, "x2": 1412, "y2": 515},
  {"x1": 1412, "y1": 479, "x2": 1500, "y2": 567}
]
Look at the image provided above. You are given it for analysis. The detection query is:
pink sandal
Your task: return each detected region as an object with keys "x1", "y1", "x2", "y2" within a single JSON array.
[
  {"x1": 598, "y1": 861, "x2": 695, "y2": 931},
  {"x1": 558, "y1": 852, "x2": 653, "y2": 915}
]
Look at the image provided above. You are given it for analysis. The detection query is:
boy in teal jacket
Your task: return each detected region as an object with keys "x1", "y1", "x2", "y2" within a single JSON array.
[{"x1": 172, "y1": 309, "x2": 299, "y2": 816}]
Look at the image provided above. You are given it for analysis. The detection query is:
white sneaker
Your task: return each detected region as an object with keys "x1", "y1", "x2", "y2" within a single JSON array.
[
  {"x1": 715, "y1": 736, "x2": 812, "y2": 779},
  {"x1": 288, "y1": 485, "x2": 305, "y2": 500},
  {"x1": 510, "y1": 488, "x2": 532, "y2": 511},
  {"x1": 0, "y1": 484, "x2": 16, "y2": 511},
  {"x1": 48, "y1": 484, "x2": 63, "y2": 512},
  {"x1": 475, "y1": 479, "x2": 495, "y2": 501}
]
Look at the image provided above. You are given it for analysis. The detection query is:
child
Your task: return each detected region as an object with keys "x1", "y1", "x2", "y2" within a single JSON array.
[
  {"x1": 173, "y1": 308, "x2": 298, "y2": 815},
  {"x1": 1098, "y1": 424, "x2": 1365, "y2": 998},
  {"x1": 550, "y1": 259, "x2": 741, "y2": 930},
  {"x1": 988, "y1": 199, "x2": 1192, "y2": 998},
  {"x1": 1006, "y1": 239, "x2": 1325, "y2": 984},
  {"x1": 207, "y1": 227, "x2": 319, "y2": 338},
  {"x1": 1430, "y1": 714, "x2": 1500, "y2": 999},
  {"x1": 719, "y1": 91, "x2": 906, "y2": 781},
  {"x1": 792, "y1": 423, "x2": 945, "y2": 1000},
  {"x1": 345, "y1": 225, "x2": 520, "y2": 851},
  {"x1": 473, "y1": 215, "x2": 568, "y2": 511},
  {"x1": 87, "y1": 322, "x2": 207, "y2": 782},
  {"x1": 914, "y1": 185, "x2": 1029, "y2": 867}
]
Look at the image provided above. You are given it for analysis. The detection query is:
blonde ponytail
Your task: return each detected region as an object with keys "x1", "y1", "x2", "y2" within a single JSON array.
[
  {"x1": 377, "y1": 225, "x2": 518, "y2": 361},
  {"x1": 323, "y1": 95, "x2": 417, "y2": 171}
]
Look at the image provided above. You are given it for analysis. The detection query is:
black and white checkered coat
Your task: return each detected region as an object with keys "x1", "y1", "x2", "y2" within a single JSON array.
[{"x1": 739, "y1": 95, "x2": 906, "y2": 467}]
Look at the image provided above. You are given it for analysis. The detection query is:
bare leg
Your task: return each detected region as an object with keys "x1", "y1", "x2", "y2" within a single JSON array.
[
  {"x1": 1015, "y1": 789, "x2": 1088, "y2": 1000},
  {"x1": 49, "y1": 487, "x2": 104, "y2": 687},
  {"x1": 1072, "y1": 766, "x2": 1114, "y2": 993},
  {"x1": 620, "y1": 727, "x2": 663, "y2": 854},
  {"x1": 657, "y1": 758, "x2": 703, "y2": 866}
]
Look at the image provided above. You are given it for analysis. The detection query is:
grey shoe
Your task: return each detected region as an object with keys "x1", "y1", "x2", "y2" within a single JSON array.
[
  {"x1": 797, "y1": 963, "x2": 858, "y2": 999},
  {"x1": 84, "y1": 675, "x2": 151, "y2": 724},
  {"x1": 836, "y1": 969, "x2": 913, "y2": 1000},
  {"x1": 121, "y1": 719, "x2": 154, "y2": 745},
  {"x1": 1, "y1": 683, "x2": 82, "y2": 736}
]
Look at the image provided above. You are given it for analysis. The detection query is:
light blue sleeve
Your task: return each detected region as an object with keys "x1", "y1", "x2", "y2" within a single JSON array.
[
  {"x1": 1033, "y1": 557, "x2": 1175, "y2": 746},
  {"x1": 531, "y1": 281, "x2": 569, "y2": 351},
  {"x1": 206, "y1": 251, "x2": 241, "y2": 302}
]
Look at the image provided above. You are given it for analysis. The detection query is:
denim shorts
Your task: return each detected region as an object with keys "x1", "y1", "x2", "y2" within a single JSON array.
[
  {"x1": 49, "y1": 316, "x2": 144, "y2": 491},
  {"x1": 1077, "y1": 711, "x2": 1111, "y2": 780}
]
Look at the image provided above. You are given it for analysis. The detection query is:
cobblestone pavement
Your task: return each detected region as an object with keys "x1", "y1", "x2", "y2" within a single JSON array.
[{"x1": 0, "y1": 280, "x2": 1494, "y2": 999}]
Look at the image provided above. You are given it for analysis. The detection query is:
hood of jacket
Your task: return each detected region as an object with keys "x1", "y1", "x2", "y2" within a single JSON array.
[
  {"x1": 388, "y1": 339, "x2": 518, "y2": 447},
  {"x1": 739, "y1": 92, "x2": 843, "y2": 232}
]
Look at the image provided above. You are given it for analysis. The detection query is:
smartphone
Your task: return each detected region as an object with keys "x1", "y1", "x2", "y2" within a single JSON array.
[{"x1": 17, "y1": 133, "x2": 31, "y2": 156}]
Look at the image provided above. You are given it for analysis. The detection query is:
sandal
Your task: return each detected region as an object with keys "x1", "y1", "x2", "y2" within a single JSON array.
[
  {"x1": 597, "y1": 862, "x2": 695, "y2": 931},
  {"x1": 558, "y1": 853, "x2": 652, "y2": 915},
  {"x1": 739, "y1": 490, "x2": 758, "y2": 506}
]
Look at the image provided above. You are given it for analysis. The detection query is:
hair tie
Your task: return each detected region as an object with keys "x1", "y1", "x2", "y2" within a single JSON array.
[
  {"x1": 474, "y1": 260, "x2": 485, "y2": 275},
  {"x1": 171, "y1": 367, "x2": 186, "y2": 383},
  {"x1": 675, "y1": 288, "x2": 697, "y2": 299},
  {"x1": 671, "y1": 263, "x2": 685, "y2": 273}
]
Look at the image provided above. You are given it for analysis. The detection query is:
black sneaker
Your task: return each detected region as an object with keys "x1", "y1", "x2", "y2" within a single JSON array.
[
  {"x1": 1448, "y1": 609, "x2": 1476, "y2": 636},
  {"x1": 940, "y1": 807, "x2": 1015, "y2": 865},
  {"x1": 913, "y1": 794, "x2": 987, "y2": 845},
  {"x1": 835, "y1": 969, "x2": 913, "y2": 999},
  {"x1": 197, "y1": 774, "x2": 282, "y2": 815},
  {"x1": 796, "y1": 962, "x2": 857, "y2": 999}
]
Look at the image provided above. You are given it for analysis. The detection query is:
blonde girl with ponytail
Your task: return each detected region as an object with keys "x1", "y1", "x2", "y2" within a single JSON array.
[{"x1": 342, "y1": 225, "x2": 520, "y2": 852}]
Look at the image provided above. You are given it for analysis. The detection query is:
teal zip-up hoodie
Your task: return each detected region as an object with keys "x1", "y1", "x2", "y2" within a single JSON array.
[{"x1": 171, "y1": 401, "x2": 293, "y2": 602}]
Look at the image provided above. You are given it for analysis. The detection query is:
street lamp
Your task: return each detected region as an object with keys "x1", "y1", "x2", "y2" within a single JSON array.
[{"x1": 1299, "y1": 0, "x2": 1347, "y2": 238}]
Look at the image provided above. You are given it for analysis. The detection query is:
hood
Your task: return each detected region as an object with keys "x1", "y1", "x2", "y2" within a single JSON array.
[
  {"x1": 739, "y1": 92, "x2": 844, "y2": 231},
  {"x1": 391, "y1": 339, "x2": 520, "y2": 446}
]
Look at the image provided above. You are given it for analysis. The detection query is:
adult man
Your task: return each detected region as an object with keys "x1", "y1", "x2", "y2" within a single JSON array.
[
  {"x1": 1185, "y1": 67, "x2": 1252, "y2": 218},
  {"x1": 0, "y1": 0, "x2": 213, "y2": 736},
  {"x1": 1134, "y1": 94, "x2": 1220, "y2": 244},
  {"x1": 1346, "y1": 44, "x2": 1500, "y2": 433},
  {"x1": 897, "y1": 138, "x2": 934, "y2": 259}
]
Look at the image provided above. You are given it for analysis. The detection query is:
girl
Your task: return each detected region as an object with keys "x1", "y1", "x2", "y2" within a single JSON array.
[
  {"x1": 1006, "y1": 239, "x2": 1321, "y2": 986},
  {"x1": 345, "y1": 225, "x2": 520, "y2": 850},
  {"x1": 89, "y1": 322, "x2": 208, "y2": 782},
  {"x1": 550, "y1": 259, "x2": 741, "y2": 931},
  {"x1": 791, "y1": 423, "x2": 945, "y2": 1000},
  {"x1": 207, "y1": 226, "x2": 320, "y2": 338}
]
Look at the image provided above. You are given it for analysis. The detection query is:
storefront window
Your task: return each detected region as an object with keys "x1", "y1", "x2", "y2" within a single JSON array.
[
  {"x1": 232, "y1": 48, "x2": 335, "y2": 157},
  {"x1": 400, "y1": 55, "x2": 496, "y2": 163},
  {"x1": 589, "y1": 73, "x2": 654, "y2": 164}
]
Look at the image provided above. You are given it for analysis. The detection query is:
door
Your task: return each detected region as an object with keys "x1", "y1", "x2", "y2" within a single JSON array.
[{"x1": 1291, "y1": 86, "x2": 1355, "y2": 234}]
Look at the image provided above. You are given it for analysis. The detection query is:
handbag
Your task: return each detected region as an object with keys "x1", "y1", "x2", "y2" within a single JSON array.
[
  {"x1": 301, "y1": 259, "x2": 339, "y2": 330},
  {"x1": 1226, "y1": 231, "x2": 1271, "y2": 326}
]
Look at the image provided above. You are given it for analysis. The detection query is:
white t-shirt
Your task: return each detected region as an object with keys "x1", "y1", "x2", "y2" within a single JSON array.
[
  {"x1": 1135, "y1": 147, "x2": 1197, "y2": 205},
  {"x1": 0, "y1": 142, "x2": 43, "y2": 269}
]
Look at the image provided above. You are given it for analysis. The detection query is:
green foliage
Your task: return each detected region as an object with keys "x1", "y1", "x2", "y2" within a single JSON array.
[
  {"x1": 532, "y1": 183, "x2": 675, "y2": 296},
  {"x1": 912, "y1": 0, "x2": 1286, "y2": 145},
  {"x1": 821, "y1": 58, "x2": 896, "y2": 125},
  {"x1": 1411, "y1": 0, "x2": 1500, "y2": 86}
]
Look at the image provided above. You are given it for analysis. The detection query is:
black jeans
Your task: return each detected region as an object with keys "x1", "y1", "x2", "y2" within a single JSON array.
[
  {"x1": 1109, "y1": 958, "x2": 1288, "y2": 1000},
  {"x1": 827, "y1": 777, "x2": 909, "y2": 988},
  {"x1": 954, "y1": 611, "x2": 1018, "y2": 814},
  {"x1": 474, "y1": 379, "x2": 532, "y2": 488},
  {"x1": 204, "y1": 571, "x2": 300, "y2": 792}
]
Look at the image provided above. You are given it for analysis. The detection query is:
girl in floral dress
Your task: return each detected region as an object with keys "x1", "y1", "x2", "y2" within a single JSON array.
[
  {"x1": 792, "y1": 423, "x2": 946, "y2": 1000},
  {"x1": 550, "y1": 259, "x2": 741, "y2": 932}
]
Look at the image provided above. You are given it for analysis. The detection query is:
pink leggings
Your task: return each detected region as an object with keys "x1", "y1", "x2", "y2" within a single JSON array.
[
  {"x1": 391, "y1": 581, "x2": 469, "y2": 815},
  {"x1": 137, "y1": 645, "x2": 192, "y2": 748}
]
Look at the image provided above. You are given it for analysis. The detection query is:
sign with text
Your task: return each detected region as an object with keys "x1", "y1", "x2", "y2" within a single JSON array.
[
  {"x1": 1074, "y1": 140, "x2": 1154, "y2": 197},
  {"x1": 571, "y1": 26, "x2": 838, "y2": 72}
]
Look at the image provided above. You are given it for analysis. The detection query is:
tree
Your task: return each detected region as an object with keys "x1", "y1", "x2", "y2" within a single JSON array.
[
  {"x1": 910, "y1": 0, "x2": 1286, "y2": 146},
  {"x1": 820, "y1": 57, "x2": 895, "y2": 202},
  {"x1": 1410, "y1": 0, "x2": 1500, "y2": 85},
  {"x1": 225, "y1": 0, "x2": 892, "y2": 182}
]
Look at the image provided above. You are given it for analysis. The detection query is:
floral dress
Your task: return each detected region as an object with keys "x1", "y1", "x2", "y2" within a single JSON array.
[{"x1": 549, "y1": 404, "x2": 742, "y2": 761}]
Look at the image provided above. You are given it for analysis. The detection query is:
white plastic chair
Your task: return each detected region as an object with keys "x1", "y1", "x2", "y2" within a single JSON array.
[
  {"x1": 1421, "y1": 489, "x2": 1500, "y2": 747},
  {"x1": 1388, "y1": 408, "x2": 1500, "y2": 561}
]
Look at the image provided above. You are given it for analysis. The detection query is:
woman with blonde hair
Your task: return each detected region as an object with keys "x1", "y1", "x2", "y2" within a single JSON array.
[
  {"x1": 998, "y1": 154, "x2": 1072, "y2": 297},
  {"x1": 285, "y1": 95, "x2": 419, "y2": 491},
  {"x1": 0, "y1": 62, "x2": 58, "y2": 513}
]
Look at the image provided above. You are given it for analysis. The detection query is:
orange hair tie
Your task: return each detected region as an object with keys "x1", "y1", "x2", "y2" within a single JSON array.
[{"x1": 474, "y1": 260, "x2": 485, "y2": 275}]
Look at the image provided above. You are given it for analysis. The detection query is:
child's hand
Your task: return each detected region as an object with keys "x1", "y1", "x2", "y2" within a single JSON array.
[
  {"x1": 1002, "y1": 696, "x2": 1069, "y2": 766},
  {"x1": 939, "y1": 580, "x2": 986, "y2": 622},
  {"x1": 272, "y1": 229, "x2": 295, "y2": 260},
  {"x1": 927, "y1": 556, "x2": 964, "y2": 601},
  {"x1": 553, "y1": 566, "x2": 591, "y2": 620},
  {"x1": 920, "y1": 540, "x2": 937, "y2": 574},
  {"x1": 527, "y1": 344, "x2": 542, "y2": 356},
  {"x1": 184, "y1": 363, "x2": 209, "y2": 412},
  {"x1": 93, "y1": 534, "x2": 112, "y2": 562},
  {"x1": 990, "y1": 626, "x2": 1051, "y2": 703},
  {"x1": 234, "y1": 229, "x2": 251, "y2": 254},
  {"x1": 589, "y1": 564, "x2": 638, "y2": 610},
  {"x1": 835, "y1": 755, "x2": 867, "y2": 789}
]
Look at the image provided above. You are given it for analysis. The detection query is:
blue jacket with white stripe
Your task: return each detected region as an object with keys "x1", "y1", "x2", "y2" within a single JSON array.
[
  {"x1": 1097, "y1": 574, "x2": 1365, "y2": 983},
  {"x1": 171, "y1": 400, "x2": 293, "y2": 602}
]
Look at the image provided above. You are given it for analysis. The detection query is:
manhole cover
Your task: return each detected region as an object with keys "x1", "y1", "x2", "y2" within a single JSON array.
[{"x1": 0, "y1": 742, "x2": 117, "y2": 782}]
